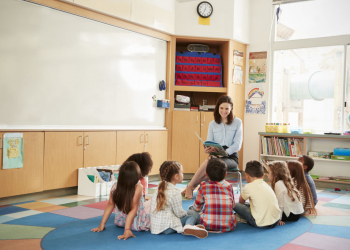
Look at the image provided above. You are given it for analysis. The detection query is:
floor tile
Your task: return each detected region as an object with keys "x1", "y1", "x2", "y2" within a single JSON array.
[
  {"x1": 0, "y1": 239, "x2": 42, "y2": 250},
  {"x1": 0, "y1": 205, "x2": 10, "y2": 208},
  {"x1": 6, "y1": 210, "x2": 42, "y2": 219},
  {"x1": 63, "y1": 195, "x2": 96, "y2": 201},
  {"x1": 60, "y1": 201, "x2": 90, "y2": 208},
  {"x1": 315, "y1": 201, "x2": 326, "y2": 206},
  {"x1": 325, "y1": 189, "x2": 350, "y2": 194},
  {"x1": 309, "y1": 225, "x2": 350, "y2": 240},
  {"x1": 0, "y1": 206, "x2": 29, "y2": 216},
  {"x1": 38, "y1": 198, "x2": 78, "y2": 205},
  {"x1": 313, "y1": 205, "x2": 349, "y2": 216},
  {"x1": 317, "y1": 197, "x2": 334, "y2": 202},
  {"x1": 37, "y1": 197, "x2": 59, "y2": 201},
  {"x1": 35, "y1": 205, "x2": 68, "y2": 212},
  {"x1": 147, "y1": 189, "x2": 155, "y2": 194},
  {"x1": 10, "y1": 200, "x2": 36, "y2": 206},
  {"x1": 0, "y1": 224, "x2": 54, "y2": 240},
  {"x1": 15, "y1": 201, "x2": 57, "y2": 210},
  {"x1": 148, "y1": 184, "x2": 158, "y2": 188},
  {"x1": 322, "y1": 203, "x2": 350, "y2": 210},
  {"x1": 83, "y1": 200, "x2": 109, "y2": 210},
  {"x1": 290, "y1": 232, "x2": 350, "y2": 250},
  {"x1": 278, "y1": 243, "x2": 320, "y2": 250},
  {"x1": 50, "y1": 206, "x2": 104, "y2": 219},
  {"x1": 305, "y1": 215, "x2": 350, "y2": 227},
  {"x1": 317, "y1": 193, "x2": 342, "y2": 199},
  {"x1": 5, "y1": 212, "x2": 80, "y2": 228},
  {"x1": 329, "y1": 196, "x2": 350, "y2": 205},
  {"x1": 0, "y1": 216, "x2": 16, "y2": 224}
]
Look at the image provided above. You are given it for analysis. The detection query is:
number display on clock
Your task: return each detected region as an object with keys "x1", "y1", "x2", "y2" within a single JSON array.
[{"x1": 197, "y1": 1, "x2": 213, "y2": 18}]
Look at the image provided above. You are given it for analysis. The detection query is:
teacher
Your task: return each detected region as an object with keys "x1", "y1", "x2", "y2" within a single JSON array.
[{"x1": 182, "y1": 95, "x2": 243, "y2": 199}]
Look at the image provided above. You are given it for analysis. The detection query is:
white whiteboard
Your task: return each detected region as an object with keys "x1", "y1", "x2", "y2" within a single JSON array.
[{"x1": 0, "y1": 0, "x2": 167, "y2": 127}]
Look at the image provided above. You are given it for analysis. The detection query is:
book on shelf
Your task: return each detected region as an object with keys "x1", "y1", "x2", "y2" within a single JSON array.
[
  {"x1": 260, "y1": 136, "x2": 303, "y2": 157},
  {"x1": 174, "y1": 108, "x2": 191, "y2": 111}
]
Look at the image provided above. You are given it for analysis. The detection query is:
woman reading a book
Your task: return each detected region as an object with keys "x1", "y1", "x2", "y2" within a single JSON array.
[{"x1": 182, "y1": 96, "x2": 243, "y2": 199}]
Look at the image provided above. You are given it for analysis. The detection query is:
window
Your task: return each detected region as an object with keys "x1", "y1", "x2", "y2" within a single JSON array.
[
  {"x1": 274, "y1": 0, "x2": 350, "y2": 41},
  {"x1": 271, "y1": 1, "x2": 350, "y2": 133}
]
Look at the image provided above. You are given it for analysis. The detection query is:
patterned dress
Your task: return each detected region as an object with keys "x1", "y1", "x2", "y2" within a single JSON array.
[{"x1": 111, "y1": 182, "x2": 150, "y2": 231}]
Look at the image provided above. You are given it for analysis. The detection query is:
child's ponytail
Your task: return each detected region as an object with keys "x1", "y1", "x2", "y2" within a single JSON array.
[
  {"x1": 113, "y1": 161, "x2": 141, "y2": 214},
  {"x1": 155, "y1": 161, "x2": 181, "y2": 212}
]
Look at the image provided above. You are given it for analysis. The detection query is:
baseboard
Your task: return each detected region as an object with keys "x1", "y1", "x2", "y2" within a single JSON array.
[{"x1": 0, "y1": 187, "x2": 78, "y2": 206}]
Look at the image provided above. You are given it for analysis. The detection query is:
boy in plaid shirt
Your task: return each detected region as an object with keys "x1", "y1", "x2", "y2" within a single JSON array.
[{"x1": 187, "y1": 158, "x2": 237, "y2": 233}]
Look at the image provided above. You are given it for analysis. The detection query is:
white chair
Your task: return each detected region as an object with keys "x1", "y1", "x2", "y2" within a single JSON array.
[{"x1": 227, "y1": 169, "x2": 242, "y2": 194}]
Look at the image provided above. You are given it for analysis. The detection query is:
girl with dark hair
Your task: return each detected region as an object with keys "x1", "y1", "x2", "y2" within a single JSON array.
[
  {"x1": 150, "y1": 161, "x2": 208, "y2": 238},
  {"x1": 125, "y1": 152, "x2": 153, "y2": 196},
  {"x1": 182, "y1": 95, "x2": 243, "y2": 199},
  {"x1": 91, "y1": 161, "x2": 150, "y2": 240},
  {"x1": 286, "y1": 160, "x2": 317, "y2": 216},
  {"x1": 267, "y1": 161, "x2": 304, "y2": 225}
]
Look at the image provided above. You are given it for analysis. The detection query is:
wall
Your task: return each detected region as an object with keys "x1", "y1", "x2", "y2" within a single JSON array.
[
  {"x1": 175, "y1": 0, "x2": 250, "y2": 43},
  {"x1": 242, "y1": 0, "x2": 272, "y2": 169},
  {"x1": 62, "y1": 0, "x2": 176, "y2": 34}
]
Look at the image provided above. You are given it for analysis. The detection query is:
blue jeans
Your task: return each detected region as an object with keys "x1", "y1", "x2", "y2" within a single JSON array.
[
  {"x1": 187, "y1": 206, "x2": 201, "y2": 224},
  {"x1": 161, "y1": 214, "x2": 197, "y2": 234},
  {"x1": 234, "y1": 203, "x2": 279, "y2": 229}
]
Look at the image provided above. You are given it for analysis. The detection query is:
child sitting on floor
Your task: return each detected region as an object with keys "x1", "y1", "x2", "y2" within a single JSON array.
[
  {"x1": 150, "y1": 161, "x2": 208, "y2": 238},
  {"x1": 234, "y1": 160, "x2": 280, "y2": 228},
  {"x1": 188, "y1": 158, "x2": 237, "y2": 233},
  {"x1": 298, "y1": 155, "x2": 318, "y2": 206},
  {"x1": 125, "y1": 152, "x2": 153, "y2": 196},
  {"x1": 91, "y1": 161, "x2": 150, "y2": 240},
  {"x1": 287, "y1": 160, "x2": 317, "y2": 216},
  {"x1": 267, "y1": 161, "x2": 304, "y2": 225}
]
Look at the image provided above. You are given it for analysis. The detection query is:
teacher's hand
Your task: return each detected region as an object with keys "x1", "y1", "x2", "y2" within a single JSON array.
[{"x1": 204, "y1": 146, "x2": 216, "y2": 154}]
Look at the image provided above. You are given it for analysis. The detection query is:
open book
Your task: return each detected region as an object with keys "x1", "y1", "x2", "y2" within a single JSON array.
[{"x1": 195, "y1": 132, "x2": 228, "y2": 157}]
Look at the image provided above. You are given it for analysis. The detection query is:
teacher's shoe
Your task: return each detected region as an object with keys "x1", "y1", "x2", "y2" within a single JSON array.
[{"x1": 182, "y1": 225, "x2": 208, "y2": 239}]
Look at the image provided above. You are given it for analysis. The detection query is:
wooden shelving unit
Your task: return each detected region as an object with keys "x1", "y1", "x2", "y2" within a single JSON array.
[{"x1": 174, "y1": 86, "x2": 227, "y2": 93}]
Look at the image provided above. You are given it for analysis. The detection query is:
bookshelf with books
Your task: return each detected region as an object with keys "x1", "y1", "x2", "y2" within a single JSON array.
[{"x1": 258, "y1": 132, "x2": 350, "y2": 185}]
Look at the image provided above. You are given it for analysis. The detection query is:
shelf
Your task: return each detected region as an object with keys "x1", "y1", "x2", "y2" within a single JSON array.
[
  {"x1": 259, "y1": 132, "x2": 350, "y2": 139},
  {"x1": 174, "y1": 86, "x2": 227, "y2": 93},
  {"x1": 260, "y1": 154, "x2": 350, "y2": 164},
  {"x1": 314, "y1": 179, "x2": 350, "y2": 185},
  {"x1": 260, "y1": 154, "x2": 299, "y2": 159}
]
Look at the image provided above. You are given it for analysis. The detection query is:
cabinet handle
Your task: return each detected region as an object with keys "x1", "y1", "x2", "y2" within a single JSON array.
[
  {"x1": 145, "y1": 134, "x2": 149, "y2": 143},
  {"x1": 204, "y1": 115, "x2": 205, "y2": 122},
  {"x1": 197, "y1": 115, "x2": 199, "y2": 122},
  {"x1": 140, "y1": 134, "x2": 144, "y2": 143},
  {"x1": 0, "y1": 138, "x2": 2, "y2": 149},
  {"x1": 78, "y1": 136, "x2": 83, "y2": 146},
  {"x1": 85, "y1": 135, "x2": 90, "y2": 145}
]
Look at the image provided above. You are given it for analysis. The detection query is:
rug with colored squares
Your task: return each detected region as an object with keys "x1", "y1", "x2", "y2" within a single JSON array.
[{"x1": 1, "y1": 178, "x2": 350, "y2": 250}]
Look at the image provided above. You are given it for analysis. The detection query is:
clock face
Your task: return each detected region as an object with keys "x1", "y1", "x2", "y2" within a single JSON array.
[{"x1": 197, "y1": 1, "x2": 213, "y2": 18}]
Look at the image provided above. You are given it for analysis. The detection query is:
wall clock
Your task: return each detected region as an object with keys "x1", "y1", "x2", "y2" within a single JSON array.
[{"x1": 197, "y1": 1, "x2": 213, "y2": 18}]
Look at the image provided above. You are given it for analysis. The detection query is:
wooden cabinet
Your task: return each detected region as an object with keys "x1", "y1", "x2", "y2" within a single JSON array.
[
  {"x1": 116, "y1": 130, "x2": 168, "y2": 176},
  {"x1": 44, "y1": 131, "x2": 117, "y2": 190},
  {"x1": 44, "y1": 132, "x2": 84, "y2": 190},
  {"x1": 200, "y1": 112, "x2": 214, "y2": 164},
  {"x1": 172, "y1": 111, "x2": 213, "y2": 173},
  {"x1": 0, "y1": 132, "x2": 44, "y2": 198},
  {"x1": 83, "y1": 131, "x2": 116, "y2": 168}
]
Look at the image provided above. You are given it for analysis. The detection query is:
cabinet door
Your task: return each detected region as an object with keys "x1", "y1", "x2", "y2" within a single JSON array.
[
  {"x1": 83, "y1": 131, "x2": 117, "y2": 168},
  {"x1": 172, "y1": 111, "x2": 200, "y2": 173},
  {"x1": 200, "y1": 112, "x2": 214, "y2": 164},
  {"x1": 145, "y1": 131, "x2": 168, "y2": 176},
  {"x1": 44, "y1": 132, "x2": 84, "y2": 190},
  {"x1": 116, "y1": 131, "x2": 145, "y2": 164},
  {"x1": 0, "y1": 132, "x2": 44, "y2": 198}
]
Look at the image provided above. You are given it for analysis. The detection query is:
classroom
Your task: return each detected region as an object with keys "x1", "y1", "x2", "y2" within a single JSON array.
[{"x1": 0, "y1": 0, "x2": 350, "y2": 249}]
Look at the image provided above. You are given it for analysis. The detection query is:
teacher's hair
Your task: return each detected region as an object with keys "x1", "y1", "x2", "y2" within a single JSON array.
[{"x1": 214, "y1": 95, "x2": 234, "y2": 125}]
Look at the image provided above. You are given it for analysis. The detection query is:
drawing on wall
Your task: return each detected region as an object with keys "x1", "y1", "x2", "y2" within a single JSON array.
[
  {"x1": 233, "y1": 65, "x2": 243, "y2": 84},
  {"x1": 3, "y1": 133, "x2": 24, "y2": 169},
  {"x1": 245, "y1": 100, "x2": 266, "y2": 114},
  {"x1": 249, "y1": 51, "x2": 267, "y2": 83},
  {"x1": 233, "y1": 50, "x2": 244, "y2": 66}
]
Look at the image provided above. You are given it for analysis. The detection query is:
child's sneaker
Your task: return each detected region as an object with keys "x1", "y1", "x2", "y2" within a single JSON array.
[
  {"x1": 183, "y1": 225, "x2": 208, "y2": 239},
  {"x1": 235, "y1": 213, "x2": 247, "y2": 224}
]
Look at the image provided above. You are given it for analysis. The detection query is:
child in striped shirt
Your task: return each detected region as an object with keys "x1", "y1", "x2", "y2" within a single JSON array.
[{"x1": 188, "y1": 158, "x2": 237, "y2": 233}]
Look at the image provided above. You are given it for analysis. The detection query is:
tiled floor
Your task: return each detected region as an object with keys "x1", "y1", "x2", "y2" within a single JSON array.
[{"x1": 1, "y1": 178, "x2": 350, "y2": 250}]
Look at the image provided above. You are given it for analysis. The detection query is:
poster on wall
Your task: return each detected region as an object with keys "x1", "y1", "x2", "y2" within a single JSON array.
[
  {"x1": 232, "y1": 66, "x2": 243, "y2": 84},
  {"x1": 245, "y1": 100, "x2": 266, "y2": 115},
  {"x1": 3, "y1": 133, "x2": 24, "y2": 169},
  {"x1": 233, "y1": 50, "x2": 244, "y2": 66},
  {"x1": 249, "y1": 51, "x2": 267, "y2": 84},
  {"x1": 247, "y1": 87, "x2": 264, "y2": 104}
]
